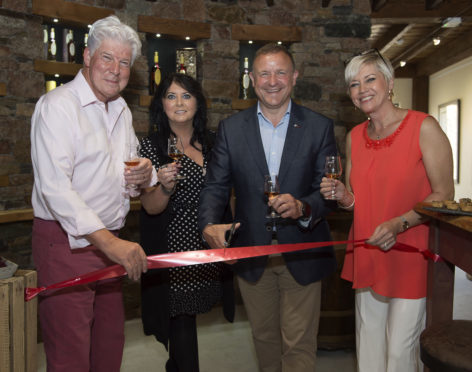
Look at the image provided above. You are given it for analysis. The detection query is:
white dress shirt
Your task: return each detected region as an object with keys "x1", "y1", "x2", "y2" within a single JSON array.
[{"x1": 31, "y1": 70, "x2": 138, "y2": 249}]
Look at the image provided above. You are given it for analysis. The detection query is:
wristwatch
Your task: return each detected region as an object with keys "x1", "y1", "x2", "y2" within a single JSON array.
[
  {"x1": 400, "y1": 215, "x2": 410, "y2": 232},
  {"x1": 300, "y1": 201, "x2": 311, "y2": 220}
]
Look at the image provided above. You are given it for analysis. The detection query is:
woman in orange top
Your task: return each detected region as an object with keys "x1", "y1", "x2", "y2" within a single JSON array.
[{"x1": 320, "y1": 50, "x2": 454, "y2": 372}]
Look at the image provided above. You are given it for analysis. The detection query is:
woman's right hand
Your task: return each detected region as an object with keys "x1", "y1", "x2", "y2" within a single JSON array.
[
  {"x1": 158, "y1": 163, "x2": 179, "y2": 192},
  {"x1": 320, "y1": 177, "x2": 348, "y2": 201}
]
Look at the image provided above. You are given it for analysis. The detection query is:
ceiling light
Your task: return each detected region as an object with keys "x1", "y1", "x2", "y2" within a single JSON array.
[
  {"x1": 395, "y1": 38, "x2": 404, "y2": 46},
  {"x1": 277, "y1": 41, "x2": 282, "y2": 45},
  {"x1": 155, "y1": 33, "x2": 161, "y2": 38},
  {"x1": 54, "y1": 74, "x2": 60, "y2": 78},
  {"x1": 442, "y1": 17, "x2": 462, "y2": 28},
  {"x1": 433, "y1": 37, "x2": 441, "y2": 46},
  {"x1": 53, "y1": 18, "x2": 59, "y2": 23},
  {"x1": 399, "y1": 61, "x2": 406, "y2": 67},
  {"x1": 248, "y1": 40, "x2": 253, "y2": 44},
  {"x1": 185, "y1": 36, "x2": 190, "y2": 40}
]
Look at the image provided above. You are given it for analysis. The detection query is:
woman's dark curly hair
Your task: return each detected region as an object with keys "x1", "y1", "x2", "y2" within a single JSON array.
[{"x1": 148, "y1": 72, "x2": 213, "y2": 157}]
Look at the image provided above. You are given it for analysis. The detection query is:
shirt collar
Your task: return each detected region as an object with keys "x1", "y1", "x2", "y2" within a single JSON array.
[
  {"x1": 73, "y1": 69, "x2": 126, "y2": 111},
  {"x1": 256, "y1": 100, "x2": 292, "y2": 127}
]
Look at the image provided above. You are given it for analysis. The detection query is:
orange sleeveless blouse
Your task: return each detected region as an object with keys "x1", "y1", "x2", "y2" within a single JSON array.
[{"x1": 341, "y1": 110, "x2": 431, "y2": 299}]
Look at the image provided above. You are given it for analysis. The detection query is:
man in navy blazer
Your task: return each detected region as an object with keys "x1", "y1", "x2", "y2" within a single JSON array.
[{"x1": 199, "y1": 44, "x2": 337, "y2": 372}]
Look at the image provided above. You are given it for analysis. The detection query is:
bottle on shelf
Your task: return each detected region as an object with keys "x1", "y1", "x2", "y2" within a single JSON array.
[
  {"x1": 241, "y1": 57, "x2": 250, "y2": 100},
  {"x1": 149, "y1": 51, "x2": 161, "y2": 96},
  {"x1": 43, "y1": 25, "x2": 49, "y2": 59},
  {"x1": 67, "y1": 30, "x2": 76, "y2": 63},
  {"x1": 48, "y1": 27, "x2": 57, "y2": 61},
  {"x1": 177, "y1": 53, "x2": 186, "y2": 74}
]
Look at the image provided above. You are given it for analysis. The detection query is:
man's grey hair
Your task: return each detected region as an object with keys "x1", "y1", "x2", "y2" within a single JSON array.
[{"x1": 87, "y1": 15, "x2": 141, "y2": 65}]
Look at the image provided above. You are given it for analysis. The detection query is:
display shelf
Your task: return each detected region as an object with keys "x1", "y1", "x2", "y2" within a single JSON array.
[
  {"x1": 34, "y1": 60, "x2": 82, "y2": 77},
  {"x1": 231, "y1": 24, "x2": 302, "y2": 42},
  {"x1": 231, "y1": 98, "x2": 257, "y2": 110},
  {"x1": 32, "y1": 0, "x2": 114, "y2": 27},
  {"x1": 0, "y1": 83, "x2": 6, "y2": 97},
  {"x1": 138, "y1": 16, "x2": 211, "y2": 40}
]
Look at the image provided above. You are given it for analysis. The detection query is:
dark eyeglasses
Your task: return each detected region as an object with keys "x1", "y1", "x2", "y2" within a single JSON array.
[{"x1": 344, "y1": 48, "x2": 388, "y2": 68}]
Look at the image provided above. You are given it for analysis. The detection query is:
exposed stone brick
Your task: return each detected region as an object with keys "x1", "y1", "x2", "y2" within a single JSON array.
[
  {"x1": 207, "y1": 4, "x2": 246, "y2": 24},
  {"x1": 183, "y1": 0, "x2": 207, "y2": 22}
]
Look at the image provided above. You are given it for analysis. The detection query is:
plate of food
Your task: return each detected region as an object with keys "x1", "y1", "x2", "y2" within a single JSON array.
[{"x1": 423, "y1": 199, "x2": 472, "y2": 217}]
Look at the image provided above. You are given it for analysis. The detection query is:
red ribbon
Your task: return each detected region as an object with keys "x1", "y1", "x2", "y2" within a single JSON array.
[{"x1": 24, "y1": 239, "x2": 441, "y2": 301}]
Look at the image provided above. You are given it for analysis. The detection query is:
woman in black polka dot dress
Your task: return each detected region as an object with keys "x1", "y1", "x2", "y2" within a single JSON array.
[{"x1": 139, "y1": 73, "x2": 234, "y2": 372}]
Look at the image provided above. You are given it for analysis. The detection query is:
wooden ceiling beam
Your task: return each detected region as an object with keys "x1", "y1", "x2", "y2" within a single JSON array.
[
  {"x1": 371, "y1": 0, "x2": 472, "y2": 23},
  {"x1": 373, "y1": 24, "x2": 413, "y2": 53},
  {"x1": 371, "y1": 0, "x2": 388, "y2": 12},
  {"x1": 425, "y1": 0, "x2": 444, "y2": 10},
  {"x1": 414, "y1": 27, "x2": 472, "y2": 76}
]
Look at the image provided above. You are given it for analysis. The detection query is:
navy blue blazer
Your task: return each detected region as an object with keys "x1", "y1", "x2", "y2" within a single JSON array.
[{"x1": 198, "y1": 102, "x2": 337, "y2": 285}]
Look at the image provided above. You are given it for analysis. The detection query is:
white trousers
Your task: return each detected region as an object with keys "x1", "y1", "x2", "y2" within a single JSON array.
[{"x1": 355, "y1": 287, "x2": 426, "y2": 372}]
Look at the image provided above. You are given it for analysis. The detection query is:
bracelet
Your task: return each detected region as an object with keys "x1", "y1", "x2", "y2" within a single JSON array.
[
  {"x1": 338, "y1": 192, "x2": 355, "y2": 209},
  {"x1": 161, "y1": 184, "x2": 175, "y2": 195}
]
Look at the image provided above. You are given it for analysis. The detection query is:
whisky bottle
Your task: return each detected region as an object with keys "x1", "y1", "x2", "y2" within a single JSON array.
[
  {"x1": 241, "y1": 57, "x2": 250, "y2": 99},
  {"x1": 67, "y1": 30, "x2": 76, "y2": 63},
  {"x1": 178, "y1": 53, "x2": 186, "y2": 74},
  {"x1": 149, "y1": 51, "x2": 161, "y2": 96},
  {"x1": 48, "y1": 27, "x2": 57, "y2": 61}
]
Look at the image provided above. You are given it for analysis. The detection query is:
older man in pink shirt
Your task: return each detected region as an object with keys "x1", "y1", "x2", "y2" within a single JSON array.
[{"x1": 31, "y1": 16, "x2": 154, "y2": 372}]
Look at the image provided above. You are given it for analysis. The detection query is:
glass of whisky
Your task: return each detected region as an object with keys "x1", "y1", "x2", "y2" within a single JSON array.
[
  {"x1": 324, "y1": 155, "x2": 342, "y2": 199},
  {"x1": 168, "y1": 137, "x2": 186, "y2": 180},
  {"x1": 264, "y1": 174, "x2": 280, "y2": 218}
]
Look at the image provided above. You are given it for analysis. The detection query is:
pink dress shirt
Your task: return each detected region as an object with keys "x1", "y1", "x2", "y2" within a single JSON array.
[{"x1": 31, "y1": 70, "x2": 139, "y2": 249}]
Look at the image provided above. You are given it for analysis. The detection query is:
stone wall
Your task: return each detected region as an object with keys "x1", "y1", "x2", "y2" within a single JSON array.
[{"x1": 0, "y1": 0, "x2": 369, "y2": 267}]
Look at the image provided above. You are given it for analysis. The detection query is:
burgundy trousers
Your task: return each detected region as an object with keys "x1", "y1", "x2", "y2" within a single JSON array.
[{"x1": 33, "y1": 218, "x2": 125, "y2": 372}]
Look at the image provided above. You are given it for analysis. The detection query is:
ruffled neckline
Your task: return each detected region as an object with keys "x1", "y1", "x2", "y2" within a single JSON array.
[{"x1": 363, "y1": 110, "x2": 410, "y2": 150}]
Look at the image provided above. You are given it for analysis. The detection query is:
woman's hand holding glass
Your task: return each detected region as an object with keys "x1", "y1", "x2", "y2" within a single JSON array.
[{"x1": 157, "y1": 162, "x2": 179, "y2": 194}]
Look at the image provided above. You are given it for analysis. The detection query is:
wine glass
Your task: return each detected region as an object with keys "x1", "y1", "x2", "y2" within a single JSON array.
[
  {"x1": 324, "y1": 155, "x2": 342, "y2": 200},
  {"x1": 264, "y1": 174, "x2": 280, "y2": 218},
  {"x1": 124, "y1": 142, "x2": 141, "y2": 190},
  {"x1": 168, "y1": 137, "x2": 186, "y2": 180}
]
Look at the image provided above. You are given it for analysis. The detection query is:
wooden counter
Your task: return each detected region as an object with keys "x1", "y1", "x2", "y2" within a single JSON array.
[{"x1": 414, "y1": 202, "x2": 472, "y2": 327}]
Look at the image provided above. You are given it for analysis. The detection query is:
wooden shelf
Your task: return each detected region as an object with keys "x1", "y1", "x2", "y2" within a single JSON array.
[
  {"x1": 34, "y1": 60, "x2": 82, "y2": 77},
  {"x1": 138, "y1": 16, "x2": 211, "y2": 40},
  {"x1": 32, "y1": 0, "x2": 114, "y2": 27},
  {"x1": 0, "y1": 209, "x2": 33, "y2": 224},
  {"x1": 0, "y1": 83, "x2": 6, "y2": 97},
  {"x1": 231, "y1": 98, "x2": 257, "y2": 110},
  {"x1": 231, "y1": 24, "x2": 302, "y2": 42}
]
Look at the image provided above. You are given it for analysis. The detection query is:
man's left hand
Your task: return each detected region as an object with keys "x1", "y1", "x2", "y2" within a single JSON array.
[
  {"x1": 269, "y1": 193, "x2": 303, "y2": 220},
  {"x1": 124, "y1": 158, "x2": 153, "y2": 187}
]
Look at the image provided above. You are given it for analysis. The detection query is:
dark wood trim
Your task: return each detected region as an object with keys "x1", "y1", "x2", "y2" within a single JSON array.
[
  {"x1": 412, "y1": 75, "x2": 429, "y2": 113},
  {"x1": 321, "y1": 0, "x2": 331, "y2": 8},
  {"x1": 32, "y1": 0, "x2": 114, "y2": 27},
  {"x1": 231, "y1": 24, "x2": 302, "y2": 42},
  {"x1": 34, "y1": 59, "x2": 82, "y2": 76},
  {"x1": 138, "y1": 16, "x2": 211, "y2": 40}
]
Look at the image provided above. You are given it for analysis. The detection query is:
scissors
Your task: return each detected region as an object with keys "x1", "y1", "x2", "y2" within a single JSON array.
[{"x1": 223, "y1": 221, "x2": 237, "y2": 255}]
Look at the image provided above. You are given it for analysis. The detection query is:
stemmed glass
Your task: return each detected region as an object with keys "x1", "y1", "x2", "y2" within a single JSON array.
[
  {"x1": 324, "y1": 155, "x2": 342, "y2": 200},
  {"x1": 168, "y1": 137, "x2": 186, "y2": 180},
  {"x1": 123, "y1": 142, "x2": 141, "y2": 190},
  {"x1": 264, "y1": 174, "x2": 280, "y2": 219}
]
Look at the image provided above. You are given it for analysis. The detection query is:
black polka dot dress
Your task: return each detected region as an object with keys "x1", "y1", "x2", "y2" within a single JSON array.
[{"x1": 140, "y1": 137, "x2": 223, "y2": 317}]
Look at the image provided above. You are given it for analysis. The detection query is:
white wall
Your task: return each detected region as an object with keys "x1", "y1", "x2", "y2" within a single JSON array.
[
  {"x1": 430, "y1": 56, "x2": 472, "y2": 199},
  {"x1": 393, "y1": 78, "x2": 413, "y2": 109}
]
